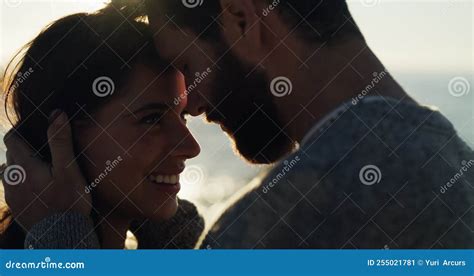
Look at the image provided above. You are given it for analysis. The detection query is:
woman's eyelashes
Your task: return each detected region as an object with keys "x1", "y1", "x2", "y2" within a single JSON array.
[
  {"x1": 139, "y1": 111, "x2": 187, "y2": 127},
  {"x1": 140, "y1": 112, "x2": 165, "y2": 126}
]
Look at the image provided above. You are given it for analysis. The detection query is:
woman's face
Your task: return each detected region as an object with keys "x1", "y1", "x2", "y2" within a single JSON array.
[{"x1": 74, "y1": 64, "x2": 200, "y2": 222}]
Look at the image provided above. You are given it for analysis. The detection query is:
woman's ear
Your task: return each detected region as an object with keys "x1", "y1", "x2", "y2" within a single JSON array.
[{"x1": 218, "y1": 0, "x2": 266, "y2": 65}]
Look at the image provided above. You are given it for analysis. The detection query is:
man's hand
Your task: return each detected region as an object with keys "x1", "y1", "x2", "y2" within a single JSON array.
[{"x1": 2, "y1": 111, "x2": 92, "y2": 231}]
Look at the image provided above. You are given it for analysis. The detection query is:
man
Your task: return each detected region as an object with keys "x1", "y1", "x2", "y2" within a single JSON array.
[{"x1": 3, "y1": 0, "x2": 473, "y2": 248}]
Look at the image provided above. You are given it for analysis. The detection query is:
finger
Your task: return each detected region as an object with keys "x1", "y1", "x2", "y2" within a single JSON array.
[
  {"x1": 3, "y1": 151, "x2": 19, "y2": 192},
  {"x1": 1, "y1": 156, "x2": 24, "y2": 195},
  {"x1": 3, "y1": 130, "x2": 35, "y2": 164},
  {"x1": 47, "y1": 111, "x2": 76, "y2": 171},
  {"x1": 6, "y1": 150, "x2": 14, "y2": 166},
  {"x1": 1, "y1": 162, "x2": 8, "y2": 186}
]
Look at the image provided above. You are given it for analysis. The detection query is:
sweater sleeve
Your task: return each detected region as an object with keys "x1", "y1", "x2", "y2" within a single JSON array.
[
  {"x1": 24, "y1": 212, "x2": 100, "y2": 249},
  {"x1": 130, "y1": 199, "x2": 205, "y2": 249}
]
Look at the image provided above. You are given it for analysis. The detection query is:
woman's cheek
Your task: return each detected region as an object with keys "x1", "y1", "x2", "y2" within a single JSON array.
[{"x1": 128, "y1": 127, "x2": 166, "y2": 157}]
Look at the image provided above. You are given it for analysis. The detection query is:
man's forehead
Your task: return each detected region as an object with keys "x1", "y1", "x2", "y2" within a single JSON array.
[{"x1": 145, "y1": 0, "x2": 219, "y2": 31}]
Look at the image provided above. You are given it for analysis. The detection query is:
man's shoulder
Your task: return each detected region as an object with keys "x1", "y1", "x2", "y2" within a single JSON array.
[
  {"x1": 201, "y1": 140, "x2": 473, "y2": 248},
  {"x1": 198, "y1": 150, "x2": 360, "y2": 249},
  {"x1": 200, "y1": 100, "x2": 474, "y2": 248}
]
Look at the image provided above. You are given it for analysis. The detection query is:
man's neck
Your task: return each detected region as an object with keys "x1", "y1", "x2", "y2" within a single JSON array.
[{"x1": 276, "y1": 39, "x2": 414, "y2": 143}]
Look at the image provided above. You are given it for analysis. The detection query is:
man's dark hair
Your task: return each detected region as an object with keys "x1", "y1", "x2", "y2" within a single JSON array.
[{"x1": 142, "y1": 0, "x2": 363, "y2": 43}]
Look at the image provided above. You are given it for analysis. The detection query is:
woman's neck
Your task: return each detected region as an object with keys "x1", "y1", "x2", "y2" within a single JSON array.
[{"x1": 95, "y1": 211, "x2": 132, "y2": 249}]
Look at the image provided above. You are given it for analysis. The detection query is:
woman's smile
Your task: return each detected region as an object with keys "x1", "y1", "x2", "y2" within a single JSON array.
[{"x1": 148, "y1": 173, "x2": 182, "y2": 194}]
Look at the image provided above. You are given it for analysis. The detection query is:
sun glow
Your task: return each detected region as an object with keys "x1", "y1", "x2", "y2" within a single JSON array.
[{"x1": 0, "y1": 0, "x2": 110, "y2": 67}]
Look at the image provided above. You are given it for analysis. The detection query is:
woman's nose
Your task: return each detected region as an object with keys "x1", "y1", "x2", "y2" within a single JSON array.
[{"x1": 172, "y1": 121, "x2": 201, "y2": 159}]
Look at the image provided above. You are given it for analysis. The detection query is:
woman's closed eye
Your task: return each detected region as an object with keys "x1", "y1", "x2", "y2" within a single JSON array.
[{"x1": 140, "y1": 112, "x2": 165, "y2": 126}]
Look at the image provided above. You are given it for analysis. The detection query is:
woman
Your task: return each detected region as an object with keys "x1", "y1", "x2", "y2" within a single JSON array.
[{"x1": 0, "y1": 5, "x2": 203, "y2": 249}]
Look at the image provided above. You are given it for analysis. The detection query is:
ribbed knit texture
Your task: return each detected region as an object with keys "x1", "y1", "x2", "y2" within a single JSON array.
[
  {"x1": 25, "y1": 212, "x2": 99, "y2": 249},
  {"x1": 199, "y1": 97, "x2": 474, "y2": 249},
  {"x1": 24, "y1": 199, "x2": 203, "y2": 249},
  {"x1": 130, "y1": 199, "x2": 204, "y2": 249}
]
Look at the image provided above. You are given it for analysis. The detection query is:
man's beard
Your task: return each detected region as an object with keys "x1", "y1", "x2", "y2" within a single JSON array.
[{"x1": 206, "y1": 50, "x2": 295, "y2": 164}]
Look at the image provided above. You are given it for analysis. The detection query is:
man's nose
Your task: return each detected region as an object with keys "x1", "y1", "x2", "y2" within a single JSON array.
[{"x1": 184, "y1": 92, "x2": 206, "y2": 117}]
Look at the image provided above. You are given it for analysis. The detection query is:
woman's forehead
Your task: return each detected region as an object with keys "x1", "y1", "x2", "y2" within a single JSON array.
[{"x1": 115, "y1": 65, "x2": 185, "y2": 108}]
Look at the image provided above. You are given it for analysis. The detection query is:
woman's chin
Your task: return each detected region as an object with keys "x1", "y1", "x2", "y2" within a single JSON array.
[{"x1": 148, "y1": 196, "x2": 179, "y2": 221}]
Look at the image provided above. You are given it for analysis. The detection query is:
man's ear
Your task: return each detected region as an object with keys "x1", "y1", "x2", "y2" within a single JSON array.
[{"x1": 219, "y1": 0, "x2": 265, "y2": 65}]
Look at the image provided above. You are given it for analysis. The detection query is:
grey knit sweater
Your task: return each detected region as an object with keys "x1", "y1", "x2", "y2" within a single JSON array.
[
  {"x1": 198, "y1": 97, "x2": 473, "y2": 249},
  {"x1": 24, "y1": 199, "x2": 204, "y2": 249},
  {"x1": 25, "y1": 97, "x2": 473, "y2": 249}
]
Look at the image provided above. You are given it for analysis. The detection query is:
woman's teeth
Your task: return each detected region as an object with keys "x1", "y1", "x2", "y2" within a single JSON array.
[{"x1": 149, "y1": 174, "x2": 180, "y2": 185}]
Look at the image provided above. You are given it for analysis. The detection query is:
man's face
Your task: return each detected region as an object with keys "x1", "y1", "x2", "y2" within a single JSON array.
[{"x1": 149, "y1": 16, "x2": 295, "y2": 164}]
